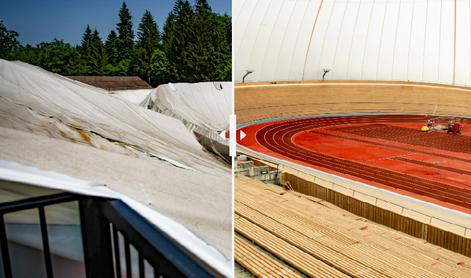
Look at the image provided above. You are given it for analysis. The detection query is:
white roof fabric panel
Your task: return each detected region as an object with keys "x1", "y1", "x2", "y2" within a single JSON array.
[
  {"x1": 0, "y1": 61, "x2": 209, "y2": 169},
  {"x1": 235, "y1": 0, "x2": 471, "y2": 86},
  {"x1": 0, "y1": 161, "x2": 231, "y2": 276},
  {"x1": 455, "y1": 0, "x2": 471, "y2": 86},
  {"x1": 143, "y1": 82, "x2": 231, "y2": 137},
  {"x1": 112, "y1": 89, "x2": 153, "y2": 106},
  {"x1": 141, "y1": 82, "x2": 230, "y2": 152},
  {"x1": 0, "y1": 60, "x2": 231, "y2": 265}
]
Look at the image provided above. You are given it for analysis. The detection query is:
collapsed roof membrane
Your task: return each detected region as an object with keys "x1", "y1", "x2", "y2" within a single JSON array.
[
  {"x1": 0, "y1": 60, "x2": 231, "y2": 273},
  {"x1": 142, "y1": 82, "x2": 231, "y2": 161},
  {"x1": 0, "y1": 60, "x2": 224, "y2": 171},
  {"x1": 112, "y1": 89, "x2": 153, "y2": 106},
  {"x1": 0, "y1": 161, "x2": 230, "y2": 277},
  {"x1": 112, "y1": 83, "x2": 231, "y2": 160}
]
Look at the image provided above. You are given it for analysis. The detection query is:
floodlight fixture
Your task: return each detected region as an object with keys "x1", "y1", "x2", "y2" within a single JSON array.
[
  {"x1": 322, "y1": 69, "x2": 331, "y2": 80},
  {"x1": 242, "y1": 70, "x2": 254, "y2": 83}
]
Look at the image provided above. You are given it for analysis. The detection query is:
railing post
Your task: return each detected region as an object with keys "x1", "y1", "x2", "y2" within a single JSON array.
[
  {"x1": 38, "y1": 206, "x2": 54, "y2": 278},
  {"x1": 79, "y1": 199, "x2": 114, "y2": 278},
  {"x1": 0, "y1": 214, "x2": 12, "y2": 278}
]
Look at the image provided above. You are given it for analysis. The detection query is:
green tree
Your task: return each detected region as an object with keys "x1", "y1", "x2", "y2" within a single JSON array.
[
  {"x1": 2, "y1": 1, "x2": 232, "y2": 84},
  {"x1": 0, "y1": 21, "x2": 20, "y2": 59},
  {"x1": 89, "y1": 29, "x2": 107, "y2": 74},
  {"x1": 161, "y1": 0, "x2": 231, "y2": 83},
  {"x1": 137, "y1": 10, "x2": 160, "y2": 52},
  {"x1": 35, "y1": 39, "x2": 87, "y2": 75},
  {"x1": 185, "y1": 2, "x2": 231, "y2": 82},
  {"x1": 102, "y1": 59, "x2": 130, "y2": 75},
  {"x1": 131, "y1": 10, "x2": 161, "y2": 83},
  {"x1": 149, "y1": 49, "x2": 173, "y2": 85},
  {"x1": 105, "y1": 30, "x2": 120, "y2": 65},
  {"x1": 80, "y1": 25, "x2": 93, "y2": 51},
  {"x1": 195, "y1": 0, "x2": 211, "y2": 15},
  {"x1": 9, "y1": 44, "x2": 38, "y2": 65},
  {"x1": 117, "y1": 2, "x2": 134, "y2": 60},
  {"x1": 162, "y1": 0, "x2": 194, "y2": 82},
  {"x1": 79, "y1": 26, "x2": 107, "y2": 74},
  {"x1": 161, "y1": 13, "x2": 177, "y2": 80},
  {"x1": 216, "y1": 14, "x2": 232, "y2": 80}
]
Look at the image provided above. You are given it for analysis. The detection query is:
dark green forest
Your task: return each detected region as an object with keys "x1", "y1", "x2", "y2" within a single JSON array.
[{"x1": 0, "y1": 0, "x2": 231, "y2": 86}]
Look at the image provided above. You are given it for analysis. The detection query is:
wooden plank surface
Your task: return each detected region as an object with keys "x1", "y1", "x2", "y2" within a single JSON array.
[
  {"x1": 235, "y1": 235, "x2": 300, "y2": 278},
  {"x1": 235, "y1": 216, "x2": 350, "y2": 278},
  {"x1": 235, "y1": 175, "x2": 471, "y2": 277},
  {"x1": 235, "y1": 81, "x2": 471, "y2": 124}
]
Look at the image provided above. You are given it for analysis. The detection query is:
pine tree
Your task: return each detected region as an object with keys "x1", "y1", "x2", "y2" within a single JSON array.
[
  {"x1": 80, "y1": 25, "x2": 93, "y2": 51},
  {"x1": 117, "y1": 2, "x2": 134, "y2": 60},
  {"x1": 105, "y1": 30, "x2": 120, "y2": 65},
  {"x1": 195, "y1": 0, "x2": 211, "y2": 15},
  {"x1": 161, "y1": 13, "x2": 177, "y2": 81},
  {"x1": 185, "y1": 1, "x2": 231, "y2": 81},
  {"x1": 137, "y1": 11, "x2": 160, "y2": 50},
  {"x1": 220, "y1": 14, "x2": 232, "y2": 80},
  {"x1": 90, "y1": 29, "x2": 107, "y2": 73},
  {"x1": 162, "y1": 13, "x2": 176, "y2": 57},
  {"x1": 80, "y1": 26, "x2": 106, "y2": 74},
  {"x1": 162, "y1": 0, "x2": 194, "y2": 81},
  {"x1": 132, "y1": 10, "x2": 161, "y2": 83}
]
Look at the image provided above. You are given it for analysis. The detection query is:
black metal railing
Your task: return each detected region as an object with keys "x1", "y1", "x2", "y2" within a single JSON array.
[{"x1": 0, "y1": 191, "x2": 220, "y2": 278}]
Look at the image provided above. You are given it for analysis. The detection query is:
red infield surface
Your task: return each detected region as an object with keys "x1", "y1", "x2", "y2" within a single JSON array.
[{"x1": 238, "y1": 115, "x2": 471, "y2": 214}]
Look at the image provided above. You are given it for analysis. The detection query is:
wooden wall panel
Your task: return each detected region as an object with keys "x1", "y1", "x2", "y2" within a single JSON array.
[{"x1": 284, "y1": 172, "x2": 471, "y2": 257}]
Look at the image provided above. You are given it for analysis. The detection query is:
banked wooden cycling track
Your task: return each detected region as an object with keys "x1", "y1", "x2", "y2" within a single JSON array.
[{"x1": 235, "y1": 81, "x2": 471, "y2": 262}]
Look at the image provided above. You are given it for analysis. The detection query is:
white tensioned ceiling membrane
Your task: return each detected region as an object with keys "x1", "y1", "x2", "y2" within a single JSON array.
[
  {"x1": 0, "y1": 60, "x2": 232, "y2": 268},
  {"x1": 235, "y1": 0, "x2": 471, "y2": 86}
]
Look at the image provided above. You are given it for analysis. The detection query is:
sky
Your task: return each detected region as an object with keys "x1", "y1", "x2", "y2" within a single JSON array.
[{"x1": 0, "y1": 0, "x2": 231, "y2": 46}]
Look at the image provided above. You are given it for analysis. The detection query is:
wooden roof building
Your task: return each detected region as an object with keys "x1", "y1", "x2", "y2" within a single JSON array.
[{"x1": 68, "y1": 76, "x2": 152, "y2": 91}]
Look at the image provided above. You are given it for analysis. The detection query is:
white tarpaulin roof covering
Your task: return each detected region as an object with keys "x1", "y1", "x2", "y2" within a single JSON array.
[
  {"x1": 0, "y1": 60, "x2": 231, "y2": 272},
  {"x1": 0, "y1": 161, "x2": 230, "y2": 276},
  {"x1": 112, "y1": 89, "x2": 153, "y2": 106},
  {"x1": 143, "y1": 82, "x2": 231, "y2": 146},
  {"x1": 235, "y1": 0, "x2": 471, "y2": 86}
]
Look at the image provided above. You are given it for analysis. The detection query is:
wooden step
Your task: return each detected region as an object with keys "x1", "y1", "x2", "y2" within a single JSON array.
[
  {"x1": 235, "y1": 216, "x2": 350, "y2": 278},
  {"x1": 235, "y1": 235, "x2": 300, "y2": 277},
  {"x1": 235, "y1": 175, "x2": 471, "y2": 277}
]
